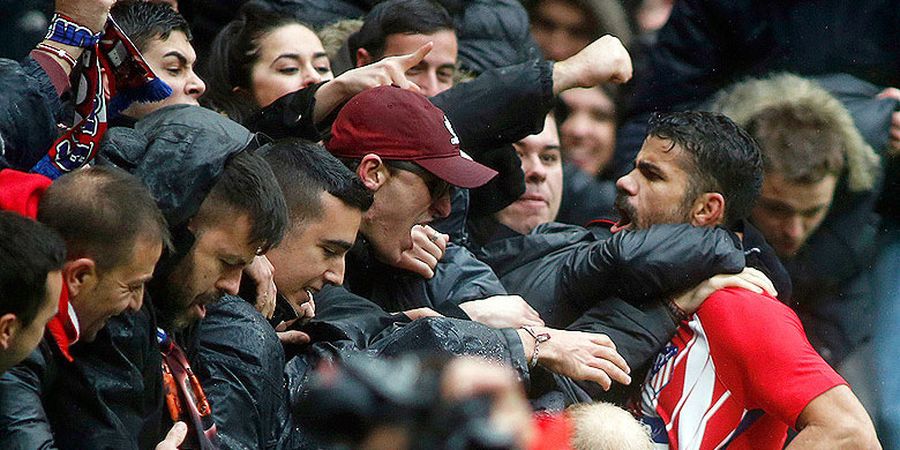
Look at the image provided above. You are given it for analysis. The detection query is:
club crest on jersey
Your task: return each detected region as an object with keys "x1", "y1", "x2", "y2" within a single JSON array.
[
  {"x1": 443, "y1": 115, "x2": 460, "y2": 146},
  {"x1": 645, "y1": 344, "x2": 678, "y2": 396}
]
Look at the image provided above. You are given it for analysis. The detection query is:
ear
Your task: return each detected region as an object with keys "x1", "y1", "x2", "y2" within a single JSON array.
[
  {"x1": 356, "y1": 48, "x2": 373, "y2": 68},
  {"x1": 690, "y1": 192, "x2": 726, "y2": 227},
  {"x1": 0, "y1": 314, "x2": 19, "y2": 350},
  {"x1": 62, "y1": 258, "x2": 98, "y2": 299},
  {"x1": 357, "y1": 154, "x2": 389, "y2": 191}
]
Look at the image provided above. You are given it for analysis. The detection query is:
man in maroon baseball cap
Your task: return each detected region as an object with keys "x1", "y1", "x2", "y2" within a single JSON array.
[{"x1": 326, "y1": 85, "x2": 497, "y2": 267}]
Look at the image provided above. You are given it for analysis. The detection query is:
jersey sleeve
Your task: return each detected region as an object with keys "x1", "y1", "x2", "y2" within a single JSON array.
[{"x1": 697, "y1": 287, "x2": 846, "y2": 427}]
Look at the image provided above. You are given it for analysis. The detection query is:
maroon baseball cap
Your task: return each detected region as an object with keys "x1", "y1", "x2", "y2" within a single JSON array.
[{"x1": 326, "y1": 85, "x2": 498, "y2": 189}]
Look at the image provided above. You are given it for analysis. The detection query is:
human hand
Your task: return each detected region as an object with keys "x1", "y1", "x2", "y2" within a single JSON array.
[
  {"x1": 155, "y1": 422, "x2": 187, "y2": 450},
  {"x1": 395, "y1": 224, "x2": 449, "y2": 279},
  {"x1": 877, "y1": 87, "x2": 900, "y2": 156},
  {"x1": 313, "y1": 43, "x2": 433, "y2": 123},
  {"x1": 459, "y1": 295, "x2": 545, "y2": 328},
  {"x1": 245, "y1": 255, "x2": 277, "y2": 319},
  {"x1": 552, "y1": 35, "x2": 633, "y2": 94},
  {"x1": 400, "y1": 307, "x2": 443, "y2": 321},
  {"x1": 518, "y1": 327, "x2": 631, "y2": 390},
  {"x1": 440, "y1": 358, "x2": 534, "y2": 449},
  {"x1": 672, "y1": 267, "x2": 777, "y2": 314},
  {"x1": 55, "y1": 0, "x2": 116, "y2": 33},
  {"x1": 277, "y1": 330, "x2": 311, "y2": 346}
]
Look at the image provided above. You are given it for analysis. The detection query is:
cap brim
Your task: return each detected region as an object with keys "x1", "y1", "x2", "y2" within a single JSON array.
[{"x1": 416, "y1": 155, "x2": 498, "y2": 189}]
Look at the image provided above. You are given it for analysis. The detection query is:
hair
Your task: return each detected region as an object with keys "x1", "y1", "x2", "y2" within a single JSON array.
[
  {"x1": 745, "y1": 106, "x2": 845, "y2": 184},
  {"x1": 349, "y1": 0, "x2": 455, "y2": 60},
  {"x1": 0, "y1": 211, "x2": 66, "y2": 326},
  {"x1": 203, "y1": 1, "x2": 312, "y2": 123},
  {"x1": 38, "y1": 166, "x2": 172, "y2": 271},
  {"x1": 199, "y1": 150, "x2": 289, "y2": 253},
  {"x1": 711, "y1": 73, "x2": 879, "y2": 192},
  {"x1": 566, "y1": 402, "x2": 653, "y2": 450},
  {"x1": 259, "y1": 139, "x2": 373, "y2": 228},
  {"x1": 647, "y1": 111, "x2": 763, "y2": 227},
  {"x1": 110, "y1": 0, "x2": 192, "y2": 51}
]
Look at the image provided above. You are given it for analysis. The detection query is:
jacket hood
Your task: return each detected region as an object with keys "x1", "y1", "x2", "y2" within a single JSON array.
[
  {"x1": 98, "y1": 104, "x2": 253, "y2": 228},
  {"x1": 711, "y1": 72, "x2": 881, "y2": 192}
]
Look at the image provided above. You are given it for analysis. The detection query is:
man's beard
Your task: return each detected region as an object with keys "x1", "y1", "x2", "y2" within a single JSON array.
[
  {"x1": 613, "y1": 191, "x2": 695, "y2": 229},
  {"x1": 152, "y1": 252, "x2": 220, "y2": 331}
]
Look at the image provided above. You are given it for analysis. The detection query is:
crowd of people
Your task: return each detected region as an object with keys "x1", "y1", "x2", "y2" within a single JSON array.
[{"x1": 0, "y1": 0, "x2": 897, "y2": 449}]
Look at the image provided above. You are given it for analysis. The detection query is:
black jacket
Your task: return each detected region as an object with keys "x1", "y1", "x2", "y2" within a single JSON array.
[
  {"x1": 195, "y1": 296, "x2": 296, "y2": 450},
  {"x1": 0, "y1": 57, "x2": 61, "y2": 171}
]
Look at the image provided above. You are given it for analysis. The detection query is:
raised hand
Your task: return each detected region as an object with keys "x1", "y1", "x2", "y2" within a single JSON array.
[
  {"x1": 395, "y1": 224, "x2": 449, "y2": 279},
  {"x1": 552, "y1": 35, "x2": 633, "y2": 94}
]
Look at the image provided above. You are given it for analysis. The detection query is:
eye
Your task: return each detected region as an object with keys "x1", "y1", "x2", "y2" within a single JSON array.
[
  {"x1": 166, "y1": 67, "x2": 182, "y2": 76},
  {"x1": 315, "y1": 65, "x2": 332, "y2": 75},
  {"x1": 278, "y1": 67, "x2": 299, "y2": 75},
  {"x1": 540, "y1": 152, "x2": 560, "y2": 164},
  {"x1": 437, "y1": 68, "x2": 455, "y2": 83}
]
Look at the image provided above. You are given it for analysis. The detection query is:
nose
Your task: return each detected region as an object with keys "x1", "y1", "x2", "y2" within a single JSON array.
[
  {"x1": 429, "y1": 191, "x2": 452, "y2": 220},
  {"x1": 784, "y1": 216, "x2": 805, "y2": 240},
  {"x1": 215, "y1": 267, "x2": 242, "y2": 296},
  {"x1": 324, "y1": 259, "x2": 345, "y2": 286},
  {"x1": 187, "y1": 70, "x2": 206, "y2": 98},
  {"x1": 417, "y1": 71, "x2": 441, "y2": 97},
  {"x1": 301, "y1": 64, "x2": 324, "y2": 89},
  {"x1": 615, "y1": 171, "x2": 637, "y2": 196},
  {"x1": 562, "y1": 113, "x2": 590, "y2": 140},
  {"x1": 128, "y1": 286, "x2": 145, "y2": 312},
  {"x1": 523, "y1": 153, "x2": 547, "y2": 183}
]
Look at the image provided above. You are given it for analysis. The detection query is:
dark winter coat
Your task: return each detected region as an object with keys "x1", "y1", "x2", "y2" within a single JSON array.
[{"x1": 0, "y1": 57, "x2": 61, "y2": 170}]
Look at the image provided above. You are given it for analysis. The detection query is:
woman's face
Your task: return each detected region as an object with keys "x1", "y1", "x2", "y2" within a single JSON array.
[{"x1": 249, "y1": 23, "x2": 333, "y2": 108}]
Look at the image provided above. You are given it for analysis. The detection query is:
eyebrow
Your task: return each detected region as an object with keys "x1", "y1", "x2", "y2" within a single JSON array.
[
  {"x1": 272, "y1": 54, "x2": 301, "y2": 66},
  {"x1": 637, "y1": 160, "x2": 664, "y2": 177},
  {"x1": 313, "y1": 52, "x2": 328, "y2": 60},
  {"x1": 322, "y1": 239, "x2": 354, "y2": 251},
  {"x1": 162, "y1": 51, "x2": 188, "y2": 66}
]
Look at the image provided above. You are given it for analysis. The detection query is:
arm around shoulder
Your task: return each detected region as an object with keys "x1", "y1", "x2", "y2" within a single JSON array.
[{"x1": 787, "y1": 385, "x2": 881, "y2": 449}]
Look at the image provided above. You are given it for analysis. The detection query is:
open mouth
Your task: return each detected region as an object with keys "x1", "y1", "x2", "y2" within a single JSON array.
[{"x1": 611, "y1": 196, "x2": 634, "y2": 233}]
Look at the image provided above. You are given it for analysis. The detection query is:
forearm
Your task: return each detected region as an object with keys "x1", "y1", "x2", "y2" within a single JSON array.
[{"x1": 787, "y1": 424, "x2": 881, "y2": 450}]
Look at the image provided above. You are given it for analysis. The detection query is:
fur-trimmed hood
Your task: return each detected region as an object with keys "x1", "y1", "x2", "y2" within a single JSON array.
[{"x1": 711, "y1": 73, "x2": 881, "y2": 192}]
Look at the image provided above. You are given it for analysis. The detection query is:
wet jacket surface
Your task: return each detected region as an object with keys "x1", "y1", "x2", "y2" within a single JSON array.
[
  {"x1": 195, "y1": 296, "x2": 296, "y2": 450},
  {"x1": 0, "y1": 57, "x2": 61, "y2": 170}
]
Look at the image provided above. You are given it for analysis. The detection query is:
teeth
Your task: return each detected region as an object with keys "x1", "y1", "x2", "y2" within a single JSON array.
[{"x1": 304, "y1": 288, "x2": 314, "y2": 303}]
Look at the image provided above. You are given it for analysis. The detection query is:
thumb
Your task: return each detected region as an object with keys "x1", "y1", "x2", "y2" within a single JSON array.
[
  {"x1": 278, "y1": 330, "x2": 311, "y2": 346},
  {"x1": 876, "y1": 87, "x2": 900, "y2": 101},
  {"x1": 399, "y1": 42, "x2": 433, "y2": 70},
  {"x1": 158, "y1": 422, "x2": 187, "y2": 449}
]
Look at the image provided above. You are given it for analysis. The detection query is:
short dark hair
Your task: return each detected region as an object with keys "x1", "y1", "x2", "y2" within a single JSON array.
[
  {"x1": 647, "y1": 111, "x2": 763, "y2": 227},
  {"x1": 0, "y1": 211, "x2": 66, "y2": 326},
  {"x1": 350, "y1": 0, "x2": 455, "y2": 60},
  {"x1": 259, "y1": 139, "x2": 373, "y2": 227},
  {"x1": 745, "y1": 105, "x2": 845, "y2": 184},
  {"x1": 38, "y1": 166, "x2": 172, "y2": 271},
  {"x1": 111, "y1": 0, "x2": 193, "y2": 51},
  {"x1": 201, "y1": 151, "x2": 289, "y2": 253},
  {"x1": 203, "y1": 1, "x2": 309, "y2": 123}
]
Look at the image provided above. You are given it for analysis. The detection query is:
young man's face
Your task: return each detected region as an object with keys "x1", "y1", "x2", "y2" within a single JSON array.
[
  {"x1": 2, "y1": 271, "x2": 61, "y2": 372},
  {"x1": 162, "y1": 213, "x2": 258, "y2": 330},
  {"x1": 361, "y1": 162, "x2": 451, "y2": 267},
  {"x1": 123, "y1": 30, "x2": 206, "y2": 119},
  {"x1": 267, "y1": 193, "x2": 361, "y2": 311},
  {"x1": 495, "y1": 115, "x2": 563, "y2": 234},
  {"x1": 379, "y1": 30, "x2": 458, "y2": 97},
  {"x1": 250, "y1": 23, "x2": 334, "y2": 109},
  {"x1": 530, "y1": 0, "x2": 593, "y2": 61},
  {"x1": 69, "y1": 237, "x2": 162, "y2": 342},
  {"x1": 613, "y1": 136, "x2": 696, "y2": 231},
  {"x1": 558, "y1": 87, "x2": 616, "y2": 176},
  {"x1": 751, "y1": 172, "x2": 837, "y2": 258}
]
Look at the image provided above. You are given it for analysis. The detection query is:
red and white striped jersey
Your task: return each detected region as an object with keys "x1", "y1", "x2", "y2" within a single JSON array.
[{"x1": 635, "y1": 287, "x2": 845, "y2": 450}]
